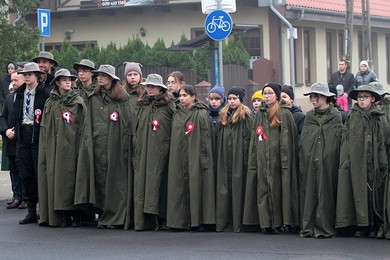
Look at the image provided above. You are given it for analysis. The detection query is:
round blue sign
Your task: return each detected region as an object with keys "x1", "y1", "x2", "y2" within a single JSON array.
[{"x1": 205, "y1": 10, "x2": 233, "y2": 41}]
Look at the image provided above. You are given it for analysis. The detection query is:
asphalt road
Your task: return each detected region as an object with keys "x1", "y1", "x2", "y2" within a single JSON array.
[{"x1": 1, "y1": 172, "x2": 390, "y2": 259}]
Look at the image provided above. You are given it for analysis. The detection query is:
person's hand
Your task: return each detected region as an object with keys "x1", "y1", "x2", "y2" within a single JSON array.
[
  {"x1": 343, "y1": 92, "x2": 348, "y2": 98},
  {"x1": 6, "y1": 127, "x2": 14, "y2": 139}
]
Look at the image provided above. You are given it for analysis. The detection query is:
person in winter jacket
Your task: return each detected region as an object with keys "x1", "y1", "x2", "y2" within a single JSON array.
[
  {"x1": 336, "y1": 84, "x2": 388, "y2": 238},
  {"x1": 328, "y1": 85, "x2": 348, "y2": 124},
  {"x1": 207, "y1": 84, "x2": 226, "y2": 125},
  {"x1": 0, "y1": 62, "x2": 17, "y2": 107},
  {"x1": 134, "y1": 74, "x2": 176, "y2": 231},
  {"x1": 74, "y1": 65, "x2": 134, "y2": 229},
  {"x1": 166, "y1": 85, "x2": 215, "y2": 231},
  {"x1": 280, "y1": 85, "x2": 305, "y2": 135},
  {"x1": 215, "y1": 86, "x2": 252, "y2": 232},
  {"x1": 38, "y1": 69, "x2": 86, "y2": 227},
  {"x1": 251, "y1": 90, "x2": 263, "y2": 116},
  {"x1": 243, "y1": 82, "x2": 299, "y2": 234},
  {"x1": 299, "y1": 83, "x2": 344, "y2": 238},
  {"x1": 354, "y1": 60, "x2": 378, "y2": 88}
]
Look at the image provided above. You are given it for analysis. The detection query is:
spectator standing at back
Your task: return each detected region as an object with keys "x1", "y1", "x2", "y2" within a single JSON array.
[
  {"x1": 328, "y1": 58, "x2": 355, "y2": 111},
  {"x1": 1, "y1": 71, "x2": 26, "y2": 209},
  {"x1": 354, "y1": 60, "x2": 378, "y2": 88},
  {"x1": 280, "y1": 85, "x2": 305, "y2": 135}
]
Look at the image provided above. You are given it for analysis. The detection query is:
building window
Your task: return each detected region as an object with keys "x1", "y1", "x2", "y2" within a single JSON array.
[
  {"x1": 233, "y1": 27, "x2": 262, "y2": 57},
  {"x1": 338, "y1": 31, "x2": 345, "y2": 59},
  {"x1": 326, "y1": 31, "x2": 333, "y2": 80},
  {"x1": 387, "y1": 35, "x2": 390, "y2": 83},
  {"x1": 304, "y1": 29, "x2": 311, "y2": 84},
  {"x1": 191, "y1": 28, "x2": 205, "y2": 39}
]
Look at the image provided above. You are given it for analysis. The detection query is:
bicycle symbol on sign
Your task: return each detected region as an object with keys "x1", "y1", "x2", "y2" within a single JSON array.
[{"x1": 206, "y1": 16, "x2": 231, "y2": 33}]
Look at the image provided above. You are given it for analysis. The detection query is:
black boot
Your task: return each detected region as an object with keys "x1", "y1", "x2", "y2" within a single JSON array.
[{"x1": 19, "y1": 202, "x2": 38, "y2": 224}]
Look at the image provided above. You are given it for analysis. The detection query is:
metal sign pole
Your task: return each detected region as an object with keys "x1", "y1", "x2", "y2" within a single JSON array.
[
  {"x1": 217, "y1": 0, "x2": 223, "y2": 87},
  {"x1": 41, "y1": 36, "x2": 45, "y2": 51}
]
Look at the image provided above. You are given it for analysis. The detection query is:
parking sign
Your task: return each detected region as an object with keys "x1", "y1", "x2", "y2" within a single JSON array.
[{"x1": 37, "y1": 9, "x2": 50, "y2": 37}]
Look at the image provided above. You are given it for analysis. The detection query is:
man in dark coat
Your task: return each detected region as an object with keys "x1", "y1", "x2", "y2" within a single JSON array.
[
  {"x1": 329, "y1": 59, "x2": 355, "y2": 110},
  {"x1": 0, "y1": 71, "x2": 25, "y2": 209}
]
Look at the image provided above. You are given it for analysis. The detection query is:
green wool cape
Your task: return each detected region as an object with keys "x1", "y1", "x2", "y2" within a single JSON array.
[
  {"x1": 243, "y1": 101, "x2": 299, "y2": 229},
  {"x1": 38, "y1": 88, "x2": 86, "y2": 227},
  {"x1": 299, "y1": 105, "x2": 344, "y2": 238},
  {"x1": 379, "y1": 97, "x2": 390, "y2": 239},
  {"x1": 74, "y1": 79, "x2": 97, "y2": 103},
  {"x1": 134, "y1": 93, "x2": 176, "y2": 230},
  {"x1": 166, "y1": 102, "x2": 215, "y2": 229},
  {"x1": 74, "y1": 86, "x2": 134, "y2": 228},
  {"x1": 336, "y1": 104, "x2": 388, "y2": 235},
  {"x1": 215, "y1": 109, "x2": 252, "y2": 232}
]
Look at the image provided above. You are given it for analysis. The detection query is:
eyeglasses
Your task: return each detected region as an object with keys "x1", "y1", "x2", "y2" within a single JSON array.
[
  {"x1": 357, "y1": 95, "x2": 371, "y2": 100},
  {"x1": 263, "y1": 92, "x2": 275, "y2": 96}
]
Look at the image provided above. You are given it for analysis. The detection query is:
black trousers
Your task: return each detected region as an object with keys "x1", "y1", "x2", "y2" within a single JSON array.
[
  {"x1": 17, "y1": 126, "x2": 39, "y2": 204},
  {"x1": 8, "y1": 155, "x2": 22, "y2": 201}
]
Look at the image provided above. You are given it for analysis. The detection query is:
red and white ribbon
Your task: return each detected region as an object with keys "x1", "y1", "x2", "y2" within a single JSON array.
[
  {"x1": 62, "y1": 111, "x2": 74, "y2": 124},
  {"x1": 256, "y1": 126, "x2": 267, "y2": 142},
  {"x1": 110, "y1": 111, "x2": 119, "y2": 121},
  {"x1": 185, "y1": 122, "x2": 194, "y2": 136},
  {"x1": 35, "y1": 109, "x2": 41, "y2": 124},
  {"x1": 151, "y1": 119, "x2": 160, "y2": 132}
]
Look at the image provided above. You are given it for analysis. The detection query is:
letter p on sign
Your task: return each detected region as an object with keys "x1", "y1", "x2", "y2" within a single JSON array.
[{"x1": 37, "y1": 9, "x2": 50, "y2": 37}]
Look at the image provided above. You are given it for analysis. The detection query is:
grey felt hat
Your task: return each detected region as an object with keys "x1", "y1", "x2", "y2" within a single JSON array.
[
  {"x1": 140, "y1": 74, "x2": 167, "y2": 89},
  {"x1": 369, "y1": 81, "x2": 389, "y2": 96},
  {"x1": 73, "y1": 59, "x2": 96, "y2": 71},
  {"x1": 92, "y1": 65, "x2": 120, "y2": 81},
  {"x1": 349, "y1": 85, "x2": 382, "y2": 102},
  {"x1": 31, "y1": 51, "x2": 58, "y2": 67},
  {"x1": 303, "y1": 82, "x2": 335, "y2": 97},
  {"x1": 50, "y1": 69, "x2": 78, "y2": 85},
  {"x1": 17, "y1": 62, "x2": 46, "y2": 75}
]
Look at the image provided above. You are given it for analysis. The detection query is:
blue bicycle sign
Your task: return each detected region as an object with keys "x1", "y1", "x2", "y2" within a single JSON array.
[{"x1": 205, "y1": 10, "x2": 233, "y2": 41}]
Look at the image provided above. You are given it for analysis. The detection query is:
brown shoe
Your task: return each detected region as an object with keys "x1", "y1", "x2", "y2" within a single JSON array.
[
  {"x1": 6, "y1": 199, "x2": 21, "y2": 209},
  {"x1": 18, "y1": 201, "x2": 27, "y2": 209}
]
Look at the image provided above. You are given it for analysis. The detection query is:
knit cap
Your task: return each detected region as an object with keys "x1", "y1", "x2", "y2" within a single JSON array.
[
  {"x1": 360, "y1": 60, "x2": 369, "y2": 69},
  {"x1": 208, "y1": 84, "x2": 225, "y2": 100},
  {"x1": 228, "y1": 86, "x2": 245, "y2": 102},
  {"x1": 124, "y1": 62, "x2": 143, "y2": 77},
  {"x1": 281, "y1": 85, "x2": 294, "y2": 100},
  {"x1": 251, "y1": 90, "x2": 264, "y2": 101},
  {"x1": 263, "y1": 82, "x2": 282, "y2": 100}
]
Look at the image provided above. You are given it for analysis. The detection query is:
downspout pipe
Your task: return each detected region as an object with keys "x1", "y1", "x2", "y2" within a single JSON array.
[
  {"x1": 13, "y1": 11, "x2": 22, "y2": 26},
  {"x1": 269, "y1": 0, "x2": 296, "y2": 92}
]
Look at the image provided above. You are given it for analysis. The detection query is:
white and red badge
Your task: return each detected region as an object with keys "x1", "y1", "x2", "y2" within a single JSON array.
[
  {"x1": 110, "y1": 111, "x2": 119, "y2": 121},
  {"x1": 151, "y1": 120, "x2": 160, "y2": 132},
  {"x1": 34, "y1": 109, "x2": 42, "y2": 124},
  {"x1": 185, "y1": 122, "x2": 194, "y2": 136},
  {"x1": 256, "y1": 126, "x2": 267, "y2": 142},
  {"x1": 62, "y1": 111, "x2": 75, "y2": 124}
]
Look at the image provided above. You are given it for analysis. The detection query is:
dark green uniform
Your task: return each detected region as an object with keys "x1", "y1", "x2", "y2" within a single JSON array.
[
  {"x1": 38, "y1": 88, "x2": 86, "y2": 226},
  {"x1": 166, "y1": 102, "x2": 215, "y2": 229},
  {"x1": 74, "y1": 87, "x2": 133, "y2": 228},
  {"x1": 243, "y1": 101, "x2": 299, "y2": 230},
  {"x1": 215, "y1": 109, "x2": 252, "y2": 232},
  {"x1": 299, "y1": 105, "x2": 344, "y2": 238},
  {"x1": 336, "y1": 104, "x2": 388, "y2": 237},
  {"x1": 134, "y1": 93, "x2": 175, "y2": 230},
  {"x1": 74, "y1": 79, "x2": 97, "y2": 103}
]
